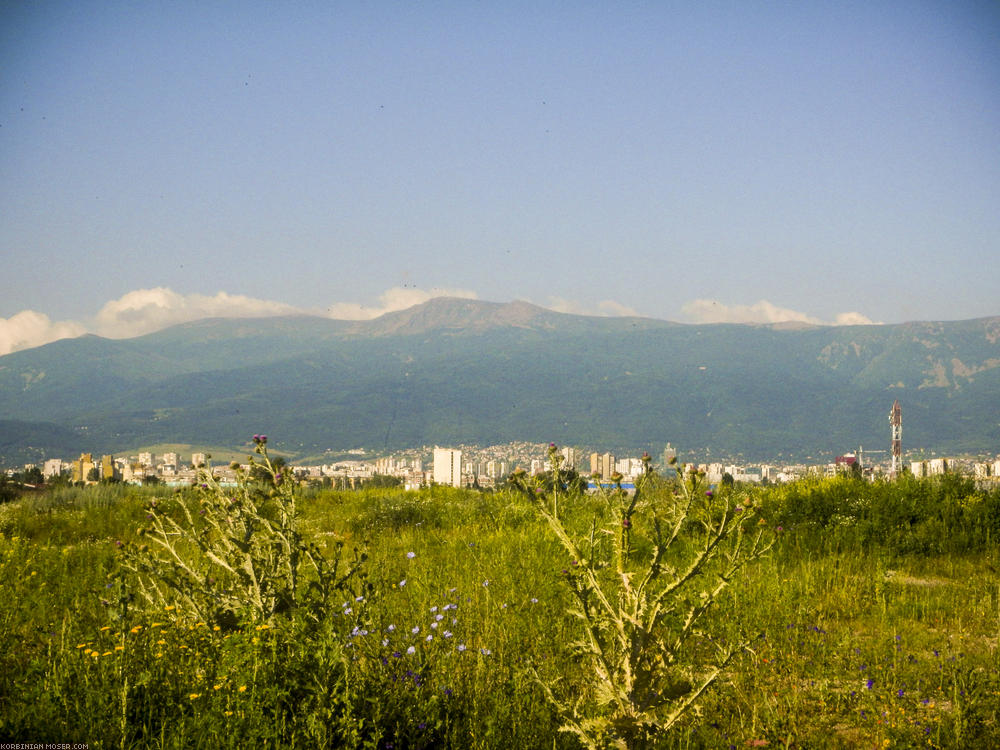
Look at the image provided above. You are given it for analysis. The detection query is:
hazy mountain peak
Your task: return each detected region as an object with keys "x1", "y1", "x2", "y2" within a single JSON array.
[{"x1": 353, "y1": 297, "x2": 557, "y2": 336}]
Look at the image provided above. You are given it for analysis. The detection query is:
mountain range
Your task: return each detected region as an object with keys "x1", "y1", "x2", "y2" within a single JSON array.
[{"x1": 1, "y1": 298, "x2": 999, "y2": 466}]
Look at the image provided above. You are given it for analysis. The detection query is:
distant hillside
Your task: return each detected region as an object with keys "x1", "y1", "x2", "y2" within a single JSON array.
[{"x1": 1, "y1": 298, "x2": 998, "y2": 465}]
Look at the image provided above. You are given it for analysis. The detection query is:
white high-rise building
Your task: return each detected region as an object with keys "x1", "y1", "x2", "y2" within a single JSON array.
[{"x1": 433, "y1": 448, "x2": 463, "y2": 487}]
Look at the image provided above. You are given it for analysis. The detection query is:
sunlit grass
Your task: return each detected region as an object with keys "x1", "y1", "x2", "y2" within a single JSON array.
[{"x1": 0, "y1": 475, "x2": 997, "y2": 747}]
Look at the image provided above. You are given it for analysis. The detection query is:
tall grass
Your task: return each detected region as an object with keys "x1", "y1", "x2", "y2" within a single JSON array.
[{"x1": 0, "y1": 473, "x2": 997, "y2": 747}]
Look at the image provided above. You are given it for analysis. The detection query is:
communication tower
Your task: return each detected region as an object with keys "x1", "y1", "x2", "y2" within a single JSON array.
[{"x1": 889, "y1": 400, "x2": 902, "y2": 477}]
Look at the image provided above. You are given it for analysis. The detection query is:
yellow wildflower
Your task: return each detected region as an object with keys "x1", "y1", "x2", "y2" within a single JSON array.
[
  {"x1": 100, "y1": 626, "x2": 111, "y2": 632},
  {"x1": 115, "y1": 645, "x2": 124, "y2": 651},
  {"x1": 238, "y1": 685, "x2": 247, "y2": 693},
  {"x1": 165, "y1": 605, "x2": 175, "y2": 611},
  {"x1": 129, "y1": 625, "x2": 142, "y2": 634},
  {"x1": 102, "y1": 651, "x2": 112, "y2": 656},
  {"x1": 189, "y1": 693, "x2": 200, "y2": 700}
]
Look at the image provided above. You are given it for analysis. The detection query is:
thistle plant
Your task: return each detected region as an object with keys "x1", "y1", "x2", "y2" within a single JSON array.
[
  {"x1": 514, "y1": 445, "x2": 773, "y2": 749},
  {"x1": 119, "y1": 434, "x2": 367, "y2": 630}
]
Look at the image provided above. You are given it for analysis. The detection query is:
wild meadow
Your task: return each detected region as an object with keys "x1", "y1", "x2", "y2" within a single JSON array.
[{"x1": 0, "y1": 445, "x2": 998, "y2": 748}]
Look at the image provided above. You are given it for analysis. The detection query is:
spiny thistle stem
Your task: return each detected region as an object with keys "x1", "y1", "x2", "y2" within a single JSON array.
[{"x1": 514, "y1": 444, "x2": 774, "y2": 749}]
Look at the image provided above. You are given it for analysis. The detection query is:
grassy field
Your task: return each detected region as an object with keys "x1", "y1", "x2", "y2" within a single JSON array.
[{"x1": 0, "y1": 466, "x2": 997, "y2": 748}]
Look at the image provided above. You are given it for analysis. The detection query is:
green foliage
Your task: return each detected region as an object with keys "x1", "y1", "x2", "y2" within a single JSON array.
[
  {"x1": 120, "y1": 438, "x2": 367, "y2": 630},
  {"x1": 0, "y1": 474, "x2": 18, "y2": 504},
  {"x1": 510, "y1": 447, "x2": 772, "y2": 749},
  {"x1": 1, "y1": 465, "x2": 998, "y2": 747},
  {"x1": 761, "y1": 473, "x2": 1000, "y2": 556}
]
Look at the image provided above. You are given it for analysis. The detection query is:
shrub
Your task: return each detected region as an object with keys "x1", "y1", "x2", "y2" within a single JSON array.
[
  {"x1": 511, "y1": 446, "x2": 773, "y2": 749},
  {"x1": 119, "y1": 435, "x2": 367, "y2": 630}
]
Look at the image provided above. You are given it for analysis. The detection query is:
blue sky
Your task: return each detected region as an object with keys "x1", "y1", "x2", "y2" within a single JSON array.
[{"x1": 1, "y1": 1, "x2": 998, "y2": 353}]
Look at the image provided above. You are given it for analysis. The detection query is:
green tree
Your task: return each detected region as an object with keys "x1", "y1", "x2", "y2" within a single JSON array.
[{"x1": 0, "y1": 474, "x2": 18, "y2": 504}]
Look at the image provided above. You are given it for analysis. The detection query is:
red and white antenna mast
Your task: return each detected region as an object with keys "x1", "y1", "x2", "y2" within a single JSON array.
[{"x1": 890, "y1": 400, "x2": 902, "y2": 477}]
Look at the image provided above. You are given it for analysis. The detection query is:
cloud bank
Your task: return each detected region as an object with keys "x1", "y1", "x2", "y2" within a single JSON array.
[
  {"x1": 325, "y1": 286, "x2": 479, "y2": 320},
  {"x1": 0, "y1": 286, "x2": 478, "y2": 355},
  {"x1": 94, "y1": 288, "x2": 301, "y2": 339},
  {"x1": 544, "y1": 297, "x2": 640, "y2": 317},
  {"x1": 1, "y1": 289, "x2": 879, "y2": 357},
  {"x1": 0, "y1": 311, "x2": 87, "y2": 356},
  {"x1": 681, "y1": 299, "x2": 878, "y2": 326}
]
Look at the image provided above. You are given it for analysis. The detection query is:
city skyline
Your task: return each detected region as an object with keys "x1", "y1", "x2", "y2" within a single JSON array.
[{"x1": 3, "y1": 2, "x2": 999, "y2": 356}]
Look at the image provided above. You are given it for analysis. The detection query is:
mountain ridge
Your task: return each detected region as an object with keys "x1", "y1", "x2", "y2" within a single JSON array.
[{"x1": 1, "y1": 299, "x2": 998, "y2": 465}]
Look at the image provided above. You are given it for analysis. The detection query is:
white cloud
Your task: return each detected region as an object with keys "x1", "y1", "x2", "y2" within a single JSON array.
[
  {"x1": 325, "y1": 286, "x2": 478, "y2": 320},
  {"x1": 3, "y1": 285, "x2": 657, "y2": 356},
  {"x1": 832, "y1": 311, "x2": 878, "y2": 326},
  {"x1": 94, "y1": 287, "x2": 301, "y2": 338},
  {"x1": 0, "y1": 310, "x2": 87, "y2": 356},
  {"x1": 544, "y1": 297, "x2": 640, "y2": 317},
  {"x1": 1, "y1": 286, "x2": 482, "y2": 355},
  {"x1": 681, "y1": 298, "x2": 878, "y2": 326}
]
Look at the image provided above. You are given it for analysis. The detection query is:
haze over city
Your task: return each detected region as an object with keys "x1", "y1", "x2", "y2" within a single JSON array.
[{"x1": 2, "y1": 1, "x2": 998, "y2": 356}]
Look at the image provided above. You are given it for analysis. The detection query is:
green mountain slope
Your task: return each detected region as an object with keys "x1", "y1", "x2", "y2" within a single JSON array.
[{"x1": 1, "y1": 299, "x2": 998, "y2": 464}]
